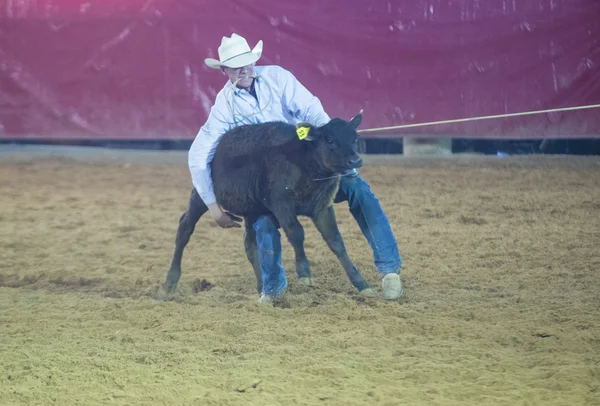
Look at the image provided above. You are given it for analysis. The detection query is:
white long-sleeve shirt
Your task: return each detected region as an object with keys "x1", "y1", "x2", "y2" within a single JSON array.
[{"x1": 188, "y1": 65, "x2": 331, "y2": 205}]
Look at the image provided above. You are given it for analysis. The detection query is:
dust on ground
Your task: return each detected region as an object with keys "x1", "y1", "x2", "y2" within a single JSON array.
[{"x1": 1, "y1": 149, "x2": 599, "y2": 405}]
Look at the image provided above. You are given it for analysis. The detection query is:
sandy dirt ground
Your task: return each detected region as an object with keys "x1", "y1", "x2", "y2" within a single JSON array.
[{"x1": 1, "y1": 148, "x2": 599, "y2": 405}]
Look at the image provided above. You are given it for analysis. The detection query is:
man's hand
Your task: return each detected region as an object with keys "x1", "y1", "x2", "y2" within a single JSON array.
[
  {"x1": 215, "y1": 212, "x2": 243, "y2": 228},
  {"x1": 207, "y1": 203, "x2": 242, "y2": 229}
]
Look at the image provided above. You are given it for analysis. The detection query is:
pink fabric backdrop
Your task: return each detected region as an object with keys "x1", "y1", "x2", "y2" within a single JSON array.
[{"x1": 0, "y1": 0, "x2": 599, "y2": 140}]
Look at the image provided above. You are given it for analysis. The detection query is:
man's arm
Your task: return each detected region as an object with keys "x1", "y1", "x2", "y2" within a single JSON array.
[
  {"x1": 188, "y1": 106, "x2": 227, "y2": 206},
  {"x1": 278, "y1": 67, "x2": 331, "y2": 126},
  {"x1": 188, "y1": 102, "x2": 242, "y2": 228}
]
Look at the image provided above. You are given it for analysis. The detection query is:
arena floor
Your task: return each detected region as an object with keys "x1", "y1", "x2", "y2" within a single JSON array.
[{"x1": 1, "y1": 147, "x2": 599, "y2": 405}]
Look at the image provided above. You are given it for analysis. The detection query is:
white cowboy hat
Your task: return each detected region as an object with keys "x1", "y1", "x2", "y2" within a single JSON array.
[{"x1": 204, "y1": 33, "x2": 263, "y2": 69}]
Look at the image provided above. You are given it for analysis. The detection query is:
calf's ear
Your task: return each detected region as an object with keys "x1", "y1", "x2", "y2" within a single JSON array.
[
  {"x1": 296, "y1": 122, "x2": 317, "y2": 141},
  {"x1": 349, "y1": 109, "x2": 363, "y2": 129}
]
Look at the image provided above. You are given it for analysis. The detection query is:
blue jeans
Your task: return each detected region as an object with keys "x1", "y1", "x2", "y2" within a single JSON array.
[
  {"x1": 334, "y1": 174, "x2": 402, "y2": 275},
  {"x1": 254, "y1": 173, "x2": 402, "y2": 297},
  {"x1": 253, "y1": 216, "x2": 288, "y2": 297}
]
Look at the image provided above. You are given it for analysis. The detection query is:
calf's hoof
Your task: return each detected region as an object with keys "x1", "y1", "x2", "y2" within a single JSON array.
[
  {"x1": 359, "y1": 287, "x2": 377, "y2": 297},
  {"x1": 298, "y1": 277, "x2": 315, "y2": 287},
  {"x1": 154, "y1": 284, "x2": 175, "y2": 301}
]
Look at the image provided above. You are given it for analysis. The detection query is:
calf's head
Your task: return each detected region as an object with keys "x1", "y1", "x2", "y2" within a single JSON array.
[{"x1": 299, "y1": 111, "x2": 364, "y2": 173}]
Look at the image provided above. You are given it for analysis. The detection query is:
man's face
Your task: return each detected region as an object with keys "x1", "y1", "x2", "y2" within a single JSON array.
[{"x1": 222, "y1": 64, "x2": 255, "y2": 89}]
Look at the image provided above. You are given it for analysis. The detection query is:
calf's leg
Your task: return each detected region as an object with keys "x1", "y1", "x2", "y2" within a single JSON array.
[
  {"x1": 157, "y1": 189, "x2": 207, "y2": 298},
  {"x1": 270, "y1": 206, "x2": 313, "y2": 286},
  {"x1": 312, "y1": 205, "x2": 376, "y2": 296}
]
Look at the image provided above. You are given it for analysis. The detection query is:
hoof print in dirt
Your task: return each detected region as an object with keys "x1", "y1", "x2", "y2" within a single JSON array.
[
  {"x1": 355, "y1": 295, "x2": 379, "y2": 307},
  {"x1": 274, "y1": 299, "x2": 291, "y2": 309},
  {"x1": 459, "y1": 215, "x2": 488, "y2": 225},
  {"x1": 192, "y1": 278, "x2": 214, "y2": 293},
  {"x1": 235, "y1": 379, "x2": 261, "y2": 393},
  {"x1": 262, "y1": 296, "x2": 291, "y2": 309}
]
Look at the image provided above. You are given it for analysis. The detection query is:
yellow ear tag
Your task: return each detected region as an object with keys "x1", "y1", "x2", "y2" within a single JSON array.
[{"x1": 296, "y1": 126, "x2": 310, "y2": 140}]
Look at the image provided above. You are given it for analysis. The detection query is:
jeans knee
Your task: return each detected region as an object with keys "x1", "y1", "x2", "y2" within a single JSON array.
[
  {"x1": 253, "y1": 215, "x2": 279, "y2": 234},
  {"x1": 342, "y1": 177, "x2": 378, "y2": 206}
]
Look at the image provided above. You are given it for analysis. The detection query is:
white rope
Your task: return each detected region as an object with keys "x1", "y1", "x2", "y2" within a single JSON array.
[
  {"x1": 225, "y1": 74, "x2": 274, "y2": 126},
  {"x1": 357, "y1": 103, "x2": 600, "y2": 133}
]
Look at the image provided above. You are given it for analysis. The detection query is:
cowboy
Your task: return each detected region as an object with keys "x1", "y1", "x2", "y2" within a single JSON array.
[{"x1": 188, "y1": 33, "x2": 403, "y2": 302}]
